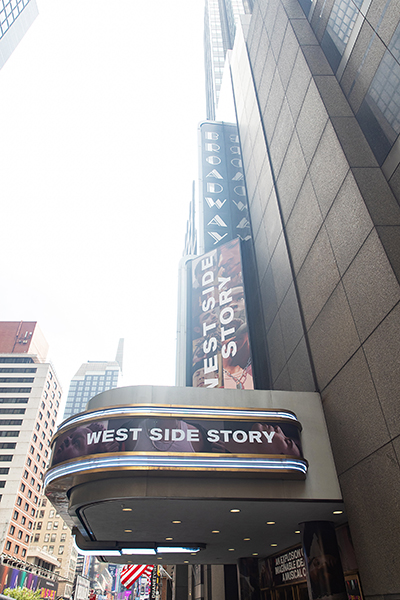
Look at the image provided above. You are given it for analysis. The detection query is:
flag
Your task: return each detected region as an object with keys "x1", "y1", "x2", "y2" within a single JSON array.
[{"x1": 120, "y1": 564, "x2": 154, "y2": 589}]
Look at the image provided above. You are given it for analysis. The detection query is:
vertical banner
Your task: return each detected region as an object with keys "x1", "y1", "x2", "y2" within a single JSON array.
[
  {"x1": 191, "y1": 237, "x2": 253, "y2": 389},
  {"x1": 149, "y1": 566, "x2": 160, "y2": 600},
  {"x1": 199, "y1": 122, "x2": 251, "y2": 253},
  {"x1": 302, "y1": 521, "x2": 347, "y2": 600}
]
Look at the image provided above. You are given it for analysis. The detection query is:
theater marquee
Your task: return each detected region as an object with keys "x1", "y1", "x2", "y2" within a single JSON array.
[{"x1": 46, "y1": 405, "x2": 308, "y2": 480}]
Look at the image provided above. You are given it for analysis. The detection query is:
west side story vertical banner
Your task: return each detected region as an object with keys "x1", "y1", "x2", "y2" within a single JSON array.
[
  {"x1": 191, "y1": 237, "x2": 254, "y2": 389},
  {"x1": 199, "y1": 121, "x2": 251, "y2": 253}
]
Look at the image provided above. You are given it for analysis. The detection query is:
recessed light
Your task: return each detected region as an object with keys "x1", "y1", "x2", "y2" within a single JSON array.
[
  {"x1": 158, "y1": 557, "x2": 163, "y2": 560},
  {"x1": 228, "y1": 549, "x2": 235, "y2": 551},
  {"x1": 252, "y1": 553, "x2": 258, "y2": 556},
  {"x1": 165, "y1": 538, "x2": 173, "y2": 541},
  {"x1": 212, "y1": 531, "x2": 220, "y2": 534},
  {"x1": 333, "y1": 510, "x2": 343, "y2": 515},
  {"x1": 230, "y1": 509, "x2": 240, "y2": 513},
  {"x1": 124, "y1": 529, "x2": 132, "y2": 533},
  {"x1": 266, "y1": 521, "x2": 275, "y2": 525},
  {"x1": 122, "y1": 508, "x2": 132, "y2": 512},
  {"x1": 271, "y1": 543, "x2": 277, "y2": 547},
  {"x1": 295, "y1": 531, "x2": 301, "y2": 534},
  {"x1": 191, "y1": 553, "x2": 197, "y2": 555},
  {"x1": 243, "y1": 538, "x2": 250, "y2": 541},
  {"x1": 184, "y1": 561, "x2": 189, "y2": 564},
  {"x1": 172, "y1": 520, "x2": 181, "y2": 524}
]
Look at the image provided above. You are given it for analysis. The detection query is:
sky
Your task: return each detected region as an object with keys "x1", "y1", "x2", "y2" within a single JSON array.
[{"x1": 0, "y1": 0, "x2": 206, "y2": 406}]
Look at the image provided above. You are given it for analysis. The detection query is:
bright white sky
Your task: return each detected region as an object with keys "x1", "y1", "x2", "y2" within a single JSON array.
[{"x1": 0, "y1": 0, "x2": 206, "y2": 406}]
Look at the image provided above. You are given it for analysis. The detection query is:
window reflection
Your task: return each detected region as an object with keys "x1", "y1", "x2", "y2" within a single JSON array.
[
  {"x1": 322, "y1": 0, "x2": 363, "y2": 71},
  {"x1": 357, "y1": 21, "x2": 400, "y2": 164}
]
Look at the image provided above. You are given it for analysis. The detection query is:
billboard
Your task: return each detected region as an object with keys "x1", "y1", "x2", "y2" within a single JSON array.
[
  {"x1": 191, "y1": 237, "x2": 253, "y2": 389},
  {"x1": 199, "y1": 121, "x2": 251, "y2": 253},
  {"x1": 0, "y1": 564, "x2": 58, "y2": 599}
]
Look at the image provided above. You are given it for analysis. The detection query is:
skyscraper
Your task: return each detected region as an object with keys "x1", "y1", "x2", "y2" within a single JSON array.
[
  {"x1": 204, "y1": 0, "x2": 253, "y2": 119},
  {"x1": 0, "y1": 322, "x2": 61, "y2": 562},
  {"x1": 63, "y1": 339, "x2": 124, "y2": 420},
  {"x1": 0, "y1": 0, "x2": 38, "y2": 70},
  {"x1": 214, "y1": 0, "x2": 400, "y2": 594}
]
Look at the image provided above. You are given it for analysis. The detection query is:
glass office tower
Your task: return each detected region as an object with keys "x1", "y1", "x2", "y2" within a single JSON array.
[
  {"x1": 0, "y1": 0, "x2": 38, "y2": 70},
  {"x1": 63, "y1": 339, "x2": 123, "y2": 420},
  {"x1": 204, "y1": 0, "x2": 253, "y2": 119}
]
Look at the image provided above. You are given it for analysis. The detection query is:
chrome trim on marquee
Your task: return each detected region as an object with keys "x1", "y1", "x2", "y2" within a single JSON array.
[
  {"x1": 45, "y1": 454, "x2": 308, "y2": 486},
  {"x1": 59, "y1": 405, "x2": 299, "y2": 431}
]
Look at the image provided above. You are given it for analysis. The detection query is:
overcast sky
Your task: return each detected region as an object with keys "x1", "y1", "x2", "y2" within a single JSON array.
[{"x1": 0, "y1": 0, "x2": 206, "y2": 406}]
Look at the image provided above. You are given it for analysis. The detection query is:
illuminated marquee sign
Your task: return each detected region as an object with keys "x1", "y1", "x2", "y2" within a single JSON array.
[
  {"x1": 191, "y1": 237, "x2": 253, "y2": 389},
  {"x1": 46, "y1": 405, "x2": 308, "y2": 481},
  {"x1": 199, "y1": 121, "x2": 251, "y2": 252}
]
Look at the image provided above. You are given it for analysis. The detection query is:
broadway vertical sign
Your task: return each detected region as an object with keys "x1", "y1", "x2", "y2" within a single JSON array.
[{"x1": 199, "y1": 121, "x2": 251, "y2": 252}]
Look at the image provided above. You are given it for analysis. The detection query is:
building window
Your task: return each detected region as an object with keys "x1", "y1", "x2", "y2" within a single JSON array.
[
  {"x1": 48, "y1": 545, "x2": 54, "y2": 554},
  {"x1": 49, "y1": 510, "x2": 55, "y2": 518},
  {"x1": 9, "y1": 525, "x2": 15, "y2": 535},
  {"x1": 41, "y1": 498, "x2": 47, "y2": 507},
  {"x1": 44, "y1": 533, "x2": 49, "y2": 542},
  {"x1": 17, "y1": 530, "x2": 22, "y2": 540},
  {"x1": 60, "y1": 533, "x2": 66, "y2": 542},
  {"x1": 20, "y1": 483, "x2": 25, "y2": 492},
  {"x1": 28, "y1": 521, "x2": 32, "y2": 530},
  {"x1": 24, "y1": 503, "x2": 29, "y2": 511},
  {"x1": 21, "y1": 517, "x2": 26, "y2": 525},
  {"x1": 13, "y1": 511, "x2": 19, "y2": 521},
  {"x1": 14, "y1": 545, "x2": 19, "y2": 554},
  {"x1": 23, "y1": 470, "x2": 28, "y2": 479},
  {"x1": 31, "y1": 508, "x2": 35, "y2": 516},
  {"x1": 28, "y1": 490, "x2": 32, "y2": 498},
  {"x1": 322, "y1": 0, "x2": 362, "y2": 71},
  {"x1": 47, "y1": 522, "x2": 52, "y2": 530},
  {"x1": 0, "y1": 455, "x2": 13, "y2": 462},
  {"x1": 0, "y1": 468, "x2": 9, "y2": 474},
  {"x1": 21, "y1": 549, "x2": 26, "y2": 557},
  {"x1": 25, "y1": 534, "x2": 29, "y2": 543},
  {"x1": 34, "y1": 534, "x2": 40, "y2": 543},
  {"x1": 36, "y1": 522, "x2": 42, "y2": 530},
  {"x1": 0, "y1": 408, "x2": 25, "y2": 415},
  {"x1": 5, "y1": 541, "x2": 11, "y2": 551},
  {"x1": 58, "y1": 545, "x2": 64, "y2": 555},
  {"x1": 50, "y1": 533, "x2": 56, "y2": 543},
  {"x1": 53, "y1": 522, "x2": 58, "y2": 529},
  {"x1": 16, "y1": 497, "x2": 22, "y2": 506}
]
